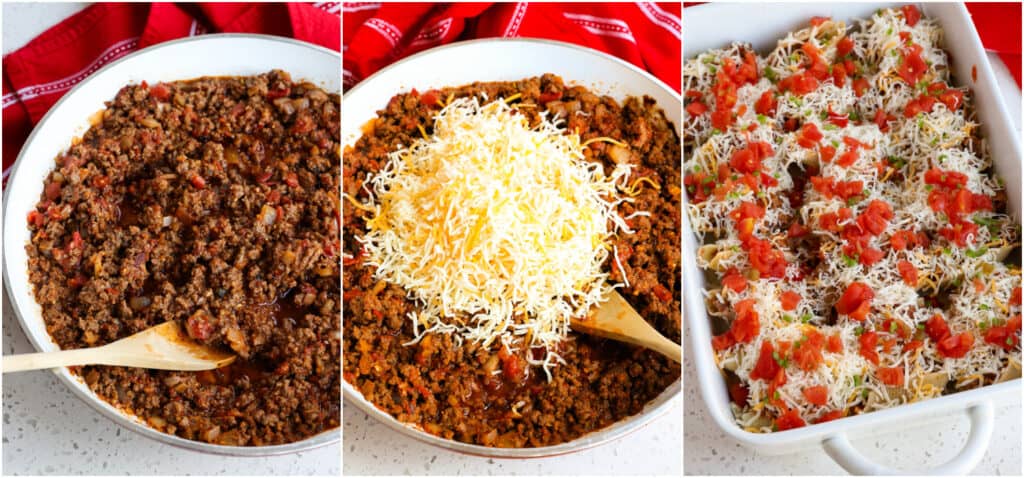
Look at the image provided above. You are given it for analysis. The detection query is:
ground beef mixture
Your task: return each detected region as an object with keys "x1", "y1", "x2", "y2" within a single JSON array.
[
  {"x1": 25, "y1": 71, "x2": 340, "y2": 446},
  {"x1": 343, "y1": 74, "x2": 681, "y2": 448}
]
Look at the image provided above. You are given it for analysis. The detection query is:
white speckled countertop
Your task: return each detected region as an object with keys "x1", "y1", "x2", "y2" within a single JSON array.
[
  {"x1": 343, "y1": 396, "x2": 681, "y2": 475},
  {"x1": 1, "y1": 4, "x2": 340, "y2": 474}
]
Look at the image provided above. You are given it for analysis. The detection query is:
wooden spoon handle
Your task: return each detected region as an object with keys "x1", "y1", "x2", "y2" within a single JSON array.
[{"x1": 2, "y1": 348, "x2": 103, "y2": 373}]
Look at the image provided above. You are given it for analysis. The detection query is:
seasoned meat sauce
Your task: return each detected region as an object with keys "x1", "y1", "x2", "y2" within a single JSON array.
[
  {"x1": 343, "y1": 74, "x2": 681, "y2": 447},
  {"x1": 26, "y1": 71, "x2": 340, "y2": 446}
]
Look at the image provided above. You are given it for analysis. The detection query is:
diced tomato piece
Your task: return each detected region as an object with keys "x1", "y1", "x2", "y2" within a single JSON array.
[
  {"x1": 819, "y1": 145, "x2": 836, "y2": 163},
  {"x1": 710, "y1": 108, "x2": 733, "y2": 131},
  {"x1": 802, "y1": 385, "x2": 829, "y2": 406},
  {"x1": 901, "y1": 5, "x2": 921, "y2": 27},
  {"x1": 755, "y1": 91, "x2": 777, "y2": 116},
  {"x1": 775, "y1": 409, "x2": 806, "y2": 431},
  {"x1": 926, "y1": 314, "x2": 951, "y2": 342},
  {"x1": 876, "y1": 366, "x2": 905, "y2": 386},
  {"x1": 837, "y1": 282, "x2": 874, "y2": 321},
  {"x1": 149, "y1": 83, "x2": 171, "y2": 101},
  {"x1": 729, "y1": 381, "x2": 750, "y2": 405},
  {"x1": 810, "y1": 16, "x2": 830, "y2": 27},
  {"x1": 903, "y1": 339, "x2": 924, "y2": 353},
  {"x1": 730, "y1": 299, "x2": 761, "y2": 344},
  {"x1": 827, "y1": 334, "x2": 843, "y2": 353},
  {"x1": 685, "y1": 89, "x2": 703, "y2": 99},
  {"x1": 722, "y1": 268, "x2": 747, "y2": 293},
  {"x1": 780, "y1": 291, "x2": 801, "y2": 311},
  {"x1": 897, "y1": 260, "x2": 919, "y2": 286},
  {"x1": 938, "y1": 89, "x2": 963, "y2": 111},
  {"x1": 652, "y1": 284, "x2": 673, "y2": 302},
  {"x1": 816, "y1": 410, "x2": 844, "y2": 423},
  {"x1": 779, "y1": 72, "x2": 819, "y2": 96},
  {"x1": 788, "y1": 221, "x2": 810, "y2": 238},
  {"x1": 797, "y1": 122, "x2": 823, "y2": 148},
  {"x1": 793, "y1": 330, "x2": 825, "y2": 371},
  {"x1": 686, "y1": 101, "x2": 708, "y2": 116},
  {"x1": 27, "y1": 210, "x2": 45, "y2": 228},
  {"x1": 873, "y1": 109, "x2": 890, "y2": 132},
  {"x1": 858, "y1": 247, "x2": 884, "y2": 266},
  {"x1": 712, "y1": 332, "x2": 737, "y2": 351},
  {"x1": 730, "y1": 201, "x2": 766, "y2": 223},
  {"x1": 898, "y1": 43, "x2": 928, "y2": 85},
  {"x1": 750, "y1": 341, "x2": 781, "y2": 381},
  {"x1": 983, "y1": 322, "x2": 1020, "y2": 351},
  {"x1": 837, "y1": 149, "x2": 859, "y2": 168},
  {"x1": 858, "y1": 330, "x2": 879, "y2": 364},
  {"x1": 730, "y1": 148, "x2": 760, "y2": 174},
  {"x1": 745, "y1": 237, "x2": 789, "y2": 279},
  {"x1": 852, "y1": 77, "x2": 870, "y2": 97},
  {"x1": 1011, "y1": 287, "x2": 1022, "y2": 306},
  {"x1": 538, "y1": 91, "x2": 563, "y2": 103},
  {"x1": 836, "y1": 37, "x2": 855, "y2": 57},
  {"x1": 937, "y1": 332, "x2": 975, "y2": 358},
  {"x1": 827, "y1": 107, "x2": 849, "y2": 127}
]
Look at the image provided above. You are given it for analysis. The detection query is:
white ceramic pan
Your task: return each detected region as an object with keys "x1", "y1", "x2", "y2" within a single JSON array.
[
  {"x1": 342, "y1": 38, "x2": 683, "y2": 458},
  {"x1": 2, "y1": 34, "x2": 340, "y2": 456},
  {"x1": 683, "y1": 3, "x2": 1022, "y2": 475}
]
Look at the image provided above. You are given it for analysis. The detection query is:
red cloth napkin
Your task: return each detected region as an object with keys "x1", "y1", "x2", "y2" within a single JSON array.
[
  {"x1": 2, "y1": 2, "x2": 341, "y2": 182},
  {"x1": 683, "y1": 2, "x2": 1021, "y2": 87},
  {"x1": 343, "y1": 2, "x2": 681, "y2": 93}
]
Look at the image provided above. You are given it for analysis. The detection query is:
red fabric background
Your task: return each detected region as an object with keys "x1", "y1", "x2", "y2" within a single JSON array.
[
  {"x1": 683, "y1": 2, "x2": 1022, "y2": 87},
  {"x1": 342, "y1": 2, "x2": 682, "y2": 92},
  {"x1": 2, "y1": 2, "x2": 341, "y2": 181}
]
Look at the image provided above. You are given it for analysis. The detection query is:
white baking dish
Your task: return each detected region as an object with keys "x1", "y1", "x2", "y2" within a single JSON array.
[
  {"x1": 343, "y1": 38, "x2": 682, "y2": 458},
  {"x1": 683, "y1": 3, "x2": 1022, "y2": 475},
  {"x1": 2, "y1": 34, "x2": 340, "y2": 456}
]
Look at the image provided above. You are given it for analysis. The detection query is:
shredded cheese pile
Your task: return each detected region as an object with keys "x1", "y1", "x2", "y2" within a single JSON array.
[
  {"x1": 684, "y1": 6, "x2": 1022, "y2": 432},
  {"x1": 357, "y1": 96, "x2": 635, "y2": 376}
]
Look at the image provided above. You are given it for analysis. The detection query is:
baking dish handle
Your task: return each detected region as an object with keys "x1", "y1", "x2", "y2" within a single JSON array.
[{"x1": 822, "y1": 401, "x2": 994, "y2": 475}]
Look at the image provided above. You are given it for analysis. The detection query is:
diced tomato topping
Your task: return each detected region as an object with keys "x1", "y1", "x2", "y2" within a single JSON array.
[
  {"x1": 755, "y1": 91, "x2": 777, "y2": 116},
  {"x1": 779, "y1": 72, "x2": 820, "y2": 96},
  {"x1": 904, "y1": 339, "x2": 924, "y2": 353},
  {"x1": 802, "y1": 385, "x2": 829, "y2": 406},
  {"x1": 827, "y1": 333, "x2": 844, "y2": 353},
  {"x1": 780, "y1": 291, "x2": 801, "y2": 311},
  {"x1": 729, "y1": 141, "x2": 774, "y2": 174},
  {"x1": 873, "y1": 109, "x2": 890, "y2": 132},
  {"x1": 876, "y1": 366, "x2": 905, "y2": 386},
  {"x1": 837, "y1": 282, "x2": 874, "y2": 321},
  {"x1": 793, "y1": 329, "x2": 825, "y2": 371},
  {"x1": 827, "y1": 106, "x2": 849, "y2": 127},
  {"x1": 685, "y1": 89, "x2": 703, "y2": 99},
  {"x1": 729, "y1": 381, "x2": 750, "y2": 405},
  {"x1": 852, "y1": 78, "x2": 870, "y2": 97},
  {"x1": 926, "y1": 314, "x2": 951, "y2": 342},
  {"x1": 858, "y1": 330, "x2": 879, "y2": 364},
  {"x1": 711, "y1": 333, "x2": 736, "y2": 351},
  {"x1": 722, "y1": 268, "x2": 747, "y2": 293},
  {"x1": 836, "y1": 37, "x2": 855, "y2": 57},
  {"x1": 149, "y1": 83, "x2": 171, "y2": 101},
  {"x1": 538, "y1": 91, "x2": 563, "y2": 103},
  {"x1": 750, "y1": 341, "x2": 781, "y2": 381},
  {"x1": 924, "y1": 168, "x2": 968, "y2": 188},
  {"x1": 983, "y1": 316, "x2": 1021, "y2": 351},
  {"x1": 730, "y1": 299, "x2": 761, "y2": 343},
  {"x1": 1012, "y1": 287, "x2": 1022, "y2": 306},
  {"x1": 857, "y1": 247, "x2": 884, "y2": 266},
  {"x1": 897, "y1": 260, "x2": 919, "y2": 286},
  {"x1": 745, "y1": 237, "x2": 789, "y2": 278},
  {"x1": 775, "y1": 409, "x2": 806, "y2": 431},
  {"x1": 810, "y1": 16, "x2": 830, "y2": 27},
  {"x1": 837, "y1": 149, "x2": 859, "y2": 168},
  {"x1": 797, "y1": 122, "x2": 823, "y2": 148},
  {"x1": 816, "y1": 410, "x2": 844, "y2": 423},
  {"x1": 420, "y1": 89, "x2": 440, "y2": 106},
  {"x1": 937, "y1": 332, "x2": 975, "y2": 358},
  {"x1": 938, "y1": 89, "x2": 963, "y2": 111},
  {"x1": 710, "y1": 109, "x2": 733, "y2": 131},
  {"x1": 686, "y1": 101, "x2": 708, "y2": 116},
  {"x1": 901, "y1": 5, "x2": 921, "y2": 27},
  {"x1": 730, "y1": 201, "x2": 765, "y2": 224},
  {"x1": 897, "y1": 43, "x2": 928, "y2": 86},
  {"x1": 819, "y1": 145, "x2": 836, "y2": 163}
]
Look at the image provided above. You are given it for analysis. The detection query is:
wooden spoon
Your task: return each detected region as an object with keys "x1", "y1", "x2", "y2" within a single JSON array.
[
  {"x1": 2, "y1": 321, "x2": 236, "y2": 373},
  {"x1": 572, "y1": 290, "x2": 681, "y2": 363}
]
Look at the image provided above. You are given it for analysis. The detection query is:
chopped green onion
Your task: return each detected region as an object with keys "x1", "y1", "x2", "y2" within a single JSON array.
[{"x1": 966, "y1": 247, "x2": 988, "y2": 258}]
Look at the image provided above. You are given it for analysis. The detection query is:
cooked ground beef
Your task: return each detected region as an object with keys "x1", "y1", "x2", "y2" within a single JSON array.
[
  {"x1": 343, "y1": 74, "x2": 681, "y2": 448},
  {"x1": 25, "y1": 70, "x2": 340, "y2": 446}
]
